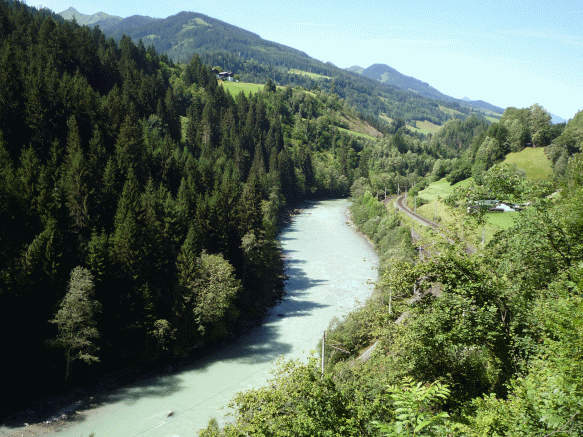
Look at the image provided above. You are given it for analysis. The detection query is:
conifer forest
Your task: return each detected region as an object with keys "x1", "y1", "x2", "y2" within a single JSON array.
[{"x1": 1, "y1": 1, "x2": 582, "y2": 435}]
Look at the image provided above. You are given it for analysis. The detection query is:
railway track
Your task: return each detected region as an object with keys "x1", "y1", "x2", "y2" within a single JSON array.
[
  {"x1": 393, "y1": 194, "x2": 476, "y2": 254},
  {"x1": 394, "y1": 194, "x2": 440, "y2": 229}
]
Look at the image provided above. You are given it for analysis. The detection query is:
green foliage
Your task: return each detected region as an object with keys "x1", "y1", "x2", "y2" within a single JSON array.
[
  {"x1": 48, "y1": 266, "x2": 101, "y2": 381},
  {"x1": 501, "y1": 146, "x2": 553, "y2": 180},
  {"x1": 462, "y1": 286, "x2": 583, "y2": 436},
  {"x1": 373, "y1": 378, "x2": 451, "y2": 436},
  {"x1": 2, "y1": 0, "x2": 578, "y2": 428},
  {"x1": 189, "y1": 251, "x2": 240, "y2": 332},
  {"x1": 0, "y1": 0, "x2": 378, "y2": 411},
  {"x1": 205, "y1": 357, "x2": 369, "y2": 436}
]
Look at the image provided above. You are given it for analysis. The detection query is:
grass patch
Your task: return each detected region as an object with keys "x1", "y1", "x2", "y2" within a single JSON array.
[
  {"x1": 501, "y1": 147, "x2": 552, "y2": 180},
  {"x1": 219, "y1": 81, "x2": 264, "y2": 96},
  {"x1": 397, "y1": 174, "x2": 522, "y2": 248},
  {"x1": 414, "y1": 198, "x2": 453, "y2": 224},
  {"x1": 408, "y1": 120, "x2": 441, "y2": 135},
  {"x1": 405, "y1": 199, "x2": 517, "y2": 246},
  {"x1": 414, "y1": 177, "x2": 471, "y2": 203},
  {"x1": 416, "y1": 120, "x2": 441, "y2": 133},
  {"x1": 439, "y1": 105, "x2": 466, "y2": 118},
  {"x1": 337, "y1": 127, "x2": 376, "y2": 139},
  {"x1": 194, "y1": 18, "x2": 211, "y2": 26},
  {"x1": 401, "y1": 177, "x2": 517, "y2": 246},
  {"x1": 486, "y1": 211, "x2": 517, "y2": 229},
  {"x1": 180, "y1": 115, "x2": 189, "y2": 142},
  {"x1": 288, "y1": 69, "x2": 332, "y2": 80}
]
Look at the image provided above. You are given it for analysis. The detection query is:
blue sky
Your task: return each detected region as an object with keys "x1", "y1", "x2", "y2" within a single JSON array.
[{"x1": 28, "y1": 0, "x2": 582, "y2": 120}]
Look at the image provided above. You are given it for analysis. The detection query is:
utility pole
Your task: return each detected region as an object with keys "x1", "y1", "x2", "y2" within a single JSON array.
[{"x1": 414, "y1": 196, "x2": 417, "y2": 213}]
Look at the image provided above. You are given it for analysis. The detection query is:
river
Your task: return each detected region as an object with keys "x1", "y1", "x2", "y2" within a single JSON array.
[{"x1": 3, "y1": 199, "x2": 378, "y2": 437}]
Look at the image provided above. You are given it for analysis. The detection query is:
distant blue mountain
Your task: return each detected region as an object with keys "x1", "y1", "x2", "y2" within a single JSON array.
[{"x1": 356, "y1": 63, "x2": 504, "y2": 115}]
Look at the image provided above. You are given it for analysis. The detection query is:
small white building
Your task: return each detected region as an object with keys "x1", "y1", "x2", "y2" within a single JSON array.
[{"x1": 212, "y1": 69, "x2": 234, "y2": 81}]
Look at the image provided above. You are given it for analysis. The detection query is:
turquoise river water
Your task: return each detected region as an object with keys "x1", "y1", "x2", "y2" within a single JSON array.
[{"x1": 4, "y1": 199, "x2": 378, "y2": 437}]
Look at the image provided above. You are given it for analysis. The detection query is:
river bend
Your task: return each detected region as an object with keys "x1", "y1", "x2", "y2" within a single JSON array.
[{"x1": 5, "y1": 199, "x2": 378, "y2": 437}]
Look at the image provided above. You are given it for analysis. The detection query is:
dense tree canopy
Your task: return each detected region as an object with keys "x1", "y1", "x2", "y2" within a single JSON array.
[{"x1": 1, "y1": 1, "x2": 579, "y2": 431}]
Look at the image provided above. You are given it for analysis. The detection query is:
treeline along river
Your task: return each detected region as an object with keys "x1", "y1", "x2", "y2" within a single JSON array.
[{"x1": 4, "y1": 199, "x2": 378, "y2": 437}]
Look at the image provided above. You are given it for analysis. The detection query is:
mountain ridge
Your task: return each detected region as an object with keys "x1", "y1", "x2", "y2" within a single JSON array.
[
  {"x1": 353, "y1": 63, "x2": 505, "y2": 115},
  {"x1": 58, "y1": 7, "x2": 504, "y2": 124},
  {"x1": 58, "y1": 6, "x2": 124, "y2": 30}
]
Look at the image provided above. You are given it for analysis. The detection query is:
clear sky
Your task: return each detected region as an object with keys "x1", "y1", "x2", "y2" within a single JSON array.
[{"x1": 28, "y1": 0, "x2": 582, "y2": 120}]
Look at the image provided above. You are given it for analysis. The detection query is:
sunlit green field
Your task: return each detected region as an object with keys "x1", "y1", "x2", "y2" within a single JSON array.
[
  {"x1": 486, "y1": 211, "x2": 517, "y2": 229},
  {"x1": 407, "y1": 177, "x2": 518, "y2": 245},
  {"x1": 408, "y1": 120, "x2": 442, "y2": 135},
  {"x1": 438, "y1": 105, "x2": 467, "y2": 118},
  {"x1": 288, "y1": 69, "x2": 332, "y2": 80},
  {"x1": 415, "y1": 177, "x2": 471, "y2": 203},
  {"x1": 218, "y1": 81, "x2": 264, "y2": 95},
  {"x1": 502, "y1": 147, "x2": 552, "y2": 180}
]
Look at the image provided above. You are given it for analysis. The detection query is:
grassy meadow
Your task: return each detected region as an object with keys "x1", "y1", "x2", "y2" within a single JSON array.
[
  {"x1": 218, "y1": 80, "x2": 265, "y2": 95},
  {"x1": 414, "y1": 177, "x2": 471, "y2": 203},
  {"x1": 501, "y1": 147, "x2": 553, "y2": 180},
  {"x1": 288, "y1": 69, "x2": 332, "y2": 80},
  {"x1": 404, "y1": 177, "x2": 518, "y2": 246},
  {"x1": 406, "y1": 120, "x2": 441, "y2": 135}
]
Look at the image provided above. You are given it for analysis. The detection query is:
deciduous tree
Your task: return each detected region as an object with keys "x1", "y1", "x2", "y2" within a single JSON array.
[{"x1": 49, "y1": 266, "x2": 101, "y2": 381}]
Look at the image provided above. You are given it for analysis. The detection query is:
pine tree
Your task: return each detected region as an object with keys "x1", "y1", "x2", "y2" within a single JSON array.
[
  {"x1": 237, "y1": 175, "x2": 264, "y2": 238},
  {"x1": 110, "y1": 169, "x2": 142, "y2": 279},
  {"x1": 115, "y1": 110, "x2": 146, "y2": 182},
  {"x1": 63, "y1": 116, "x2": 90, "y2": 233}
]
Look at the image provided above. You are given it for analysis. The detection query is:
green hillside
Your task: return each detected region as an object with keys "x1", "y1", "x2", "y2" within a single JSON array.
[
  {"x1": 58, "y1": 10, "x2": 495, "y2": 131},
  {"x1": 359, "y1": 63, "x2": 505, "y2": 115},
  {"x1": 218, "y1": 80, "x2": 265, "y2": 96},
  {"x1": 502, "y1": 147, "x2": 553, "y2": 180}
]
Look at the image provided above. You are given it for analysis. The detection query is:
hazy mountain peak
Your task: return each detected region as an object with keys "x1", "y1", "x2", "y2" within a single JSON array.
[
  {"x1": 349, "y1": 63, "x2": 504, "y2": 115},
  {"x1": 346, "y1": 65, "x2": 364, "y2": 74},
  {"x1": 58, "y1": 7, "x2": 123, "y2": 28}
]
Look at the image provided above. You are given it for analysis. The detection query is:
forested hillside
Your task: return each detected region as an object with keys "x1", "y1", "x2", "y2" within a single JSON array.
[
  {"x1": 0, "y1": 0, "x2": 482, "y2": 416},
  {"x1": 0, "y1": 0, "x2": 370, "y2": 415},
  {"x1": 58, "y1": 9, "x2": 495, "y2": 129},
  {"x1": 358, "y1": 63, "x2": 505, "y2": 114},
  {"x1": 202, "y1": 113, "x2": 583, "y2": 436},
  {"x1": 2, "y1": 1, "x2": 580, "y2": 433},
  {"x1": 197, "y1": 90, "x2": 582, "y2": 436}
]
